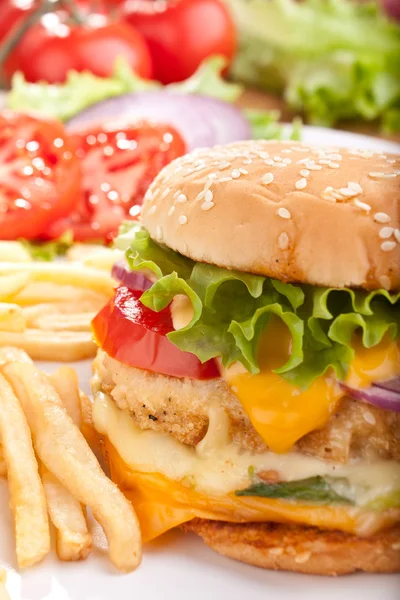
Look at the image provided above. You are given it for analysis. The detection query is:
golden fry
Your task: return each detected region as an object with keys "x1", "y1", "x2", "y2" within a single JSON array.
[
  {"x1": 0, "y1": 273, "x2": 32, "y2": 301},
  {"x1": 0, "y1": 443, "x2": 6, "y2": 478},
  {"x1": 0, "y1": 262, "x2": 114, "y2": 296},
  {"x1": 0, "y1": 372, "x2": 50, "y2": 568},
  {"x1": 40, "y1": 465, "x2": 92, "y2": 562},
  {"x1": 81, "y1": 248, "x2": 124, "y2": 271},
  {"x1": 0, "y1": 304, "x2": 26, "y2": 332},
  {"x1": 2, "y1": 363, "x2": 142, "y2": 573},
  {"x1": 0, "y1": 346, "x2": 33, "y2": 365},
  {"x1": 0, "y1": 241, "x2": 32, "y2": 263},
  {"x1": 15, "y1": 282, "x2": 109, "y2": 308},
  {"x1": 49, "y1": 367, "x2": 81, "y2": 427},
  {"x1": 0, "y1": 330, "x2": 96, "y2": 362},
  {"x1": 34, "y1": 312, "x2": 95, "y2": 333}
]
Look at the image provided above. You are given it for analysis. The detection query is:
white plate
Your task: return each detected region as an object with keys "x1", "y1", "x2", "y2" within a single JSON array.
[{"x1": 1, "y1": 127, "x2": 399, "y2": 600}]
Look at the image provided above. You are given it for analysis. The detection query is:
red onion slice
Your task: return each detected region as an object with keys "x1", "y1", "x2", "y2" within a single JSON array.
[
  {"x1": 374, "y1": 377, "x2": 400, "y2": 394},
  {"x1": 112, "y1": 262, "x2": 152, "y2": 292},
  {"x1": 66, "y1": 92, "x2": 251, "y2": 151},
  {"x1": 340, "y1": 382, "x2": 400, "y2": 413}
]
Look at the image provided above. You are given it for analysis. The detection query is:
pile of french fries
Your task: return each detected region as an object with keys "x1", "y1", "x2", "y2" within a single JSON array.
[
  {"x1": 0, "y1": 347, "x2": 141, "y2": 572},
  {"x1": 0, "y1": 241, "x2": 122, "y2": 361}
]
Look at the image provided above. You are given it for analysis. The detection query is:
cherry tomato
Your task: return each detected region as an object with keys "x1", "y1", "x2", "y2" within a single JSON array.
[
  {"x1": 123, "y1": 0, "x2": 236, "y2": 83},
  {"x1": 4, "y1": 13, "x2": 153, "y2": 83},
  {"x1": 0, "y1": 112, "x2": 81, "y2": 241},
  {"x1": 92, "y1": 286, "x2": 219, "y2": 379},
  {"x1": 47, "y1": 120, "x2": 186, "y2": 242},
  {"x1": 0, "y1": 0, "x2": 35, "y2": 42}
]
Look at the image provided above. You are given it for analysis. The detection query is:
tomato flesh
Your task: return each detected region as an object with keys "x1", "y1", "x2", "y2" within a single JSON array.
[
  {"x1": 92, "y1": 286, "x2": 219, "y2": 380},
  {"x1": 0, "y1": 111, "x2": 81, "y2": 240},
  {"x1": 47, "y1": 120, "x2": 186, "y2": 242}
]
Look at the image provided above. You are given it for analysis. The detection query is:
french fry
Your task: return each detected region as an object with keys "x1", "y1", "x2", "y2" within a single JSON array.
[
  {"x1": 15, "y1": 283, "x2": 109, "y2": 309},
  {"x1": 40, "y1": 465, "x2": 92, "y2": 562},
  {"x1": 0, "y1": 272, "x2": 32, "y2": 301},
  {"x1": 0, "y1": 262, "x2": 114, "y2": 296},
  {"x1": 34, "y1": 313, "x2": 95, "y2": 333},
  {"x1": 66, "y1": 244, "x2": 108, "y2": 263},
  {"x1": 81, "y1": 248, "x2": 124, "y2": 271},
  {"x1": 23, "y1": 300, "x2": 105, "y2": 326},
  {"x1": 0, "y1": 568, "x2": 11, "y2": 600},
  {"x1": 0, "y1": 241, "x2": 32, "y2": 263},
  {"x1": 0, "y1": 304, "x2": 26, "y2": 332},
  {"x1": 0, "y1": 346, "x2": 33, "y2": 365},
  {"x1": 2, "y1": 362, "x2": 142, "y2": 573},
  {"x1": 0, "y1": 330, "x2": 96, "y2": 362},
  {"x1": 0, "y1": 443, "x2": 6, "y2": 478},
  {"x1": 0, "y1": 372, "x2": 50, "y2": 568},
  {"x1": 49, "y1": 367, "x2": 81, "y2": 427}
]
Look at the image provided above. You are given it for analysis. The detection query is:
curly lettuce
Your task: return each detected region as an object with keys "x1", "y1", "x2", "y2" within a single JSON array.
[
  {"x1": 118, "y1": 222, "x2": 400, "y2": 389},
  {"x1": 225, "y1": 0, "x2": 400, "y2": 132}
]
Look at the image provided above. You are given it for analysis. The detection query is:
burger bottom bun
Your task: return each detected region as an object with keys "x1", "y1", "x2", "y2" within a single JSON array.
[{"x1": 183, "y1": 520, "x2": 400, "y2": 576}]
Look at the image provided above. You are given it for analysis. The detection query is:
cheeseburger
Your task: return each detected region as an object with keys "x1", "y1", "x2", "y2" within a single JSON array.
[{"x1": 91, "y1": 140, "x2": 400, "y2": 575}]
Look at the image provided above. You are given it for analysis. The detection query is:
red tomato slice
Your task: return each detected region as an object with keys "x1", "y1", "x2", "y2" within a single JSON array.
[
  {"x1": 0, "y1": 111, "x2": 81, "y2": 240},
  {"x1": 47, "y1": 121, "x2": 186, "y2": 242},
  {"x1": 92, "y1": 286, "x2": 219, "y2": 380}
]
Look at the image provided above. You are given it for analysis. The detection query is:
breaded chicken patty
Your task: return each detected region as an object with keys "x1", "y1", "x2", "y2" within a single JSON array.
[{"x1": 95, "y1": 350, "x2": 400, "y2": 462}]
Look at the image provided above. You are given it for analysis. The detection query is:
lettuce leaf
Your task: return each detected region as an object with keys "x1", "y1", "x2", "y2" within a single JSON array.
[
  {"x1": 235, "y1": 476, "x2": 353, "y2": 504},
  {"x1": 8, "y1": 56, "x2": 241, "y2": 123},
  {"x1": 21, "y1": 231, "x2": 74, "y2": 261},
  {"x1": 120, "y1": 223, "x2": 400, "y2": 389},
  {"x1": 226, "y1": 0, "x2": 400, "y2": 131}
]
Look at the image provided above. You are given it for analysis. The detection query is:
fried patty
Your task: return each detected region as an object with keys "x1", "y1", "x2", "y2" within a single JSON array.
[
  {"x1": 183, "y1": 520, "x2": 400, "y2": 575},
  {"x1": 95, "y1": 351, "x2": 400, "y2": 462}
]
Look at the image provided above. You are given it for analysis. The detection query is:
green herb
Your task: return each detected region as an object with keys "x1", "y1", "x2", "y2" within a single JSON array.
[
  {"x1": 118, "y1": 222, "x2": 400, "y2": 390},
  {"x1": 235, "y1": 476, "x2": 353, "y2": 505},
  {"x1": 365, "y1": 489, "x2": 400, "y2": 512},
  {"x1": 21, "y1": 231, "x2": 74, "y2": 261},
  {"x1": 226, "y1": 0, "x2": 400, "y2": 132}
]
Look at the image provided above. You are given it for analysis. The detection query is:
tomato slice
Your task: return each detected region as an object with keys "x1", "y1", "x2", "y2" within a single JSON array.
[
  {"x1": 47, "y1": 120, "x2": 186, "y2": 242},
  {"x1": 0, "y1": 111, "x2": 81, "y2": 240},
  {"x1": 92, "y1": 286, "x2": 219, "y2": 380}
]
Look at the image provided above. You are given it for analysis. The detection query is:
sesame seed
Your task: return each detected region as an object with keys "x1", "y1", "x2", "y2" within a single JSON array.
[
  {"x1": 218, "y1": 162, "x2": 231, "y2": 170},
  {"x1": 379, "y1": 275, "x2": 391, "y2": 290},
  {"x1": 168, "y1": 206, "x2": 175, "y2": 216},
  {"x1": 300, "y1": 169, "x2": 310, "y2": 177},
  {"x1": 278, "y1": 232, "x2": 289, "y2": 250},
  {"x1": 275, "y1": 162, "x2": 287, "y2": 168},
  {"x1": 195, "y1": 190, "x2": 205, "y2": 202},
  {"x1": 264, "y1": 158, "x2": 274, "y2": 166},
  {"x1": 296, "y1": 158, "x2": 310, "y2": 165},
  {"x1": 218, "y1": 176, "x2": 233, "y2": 183},
  {"x1": 363, "y1": 411, "x2": 376, "y2": 426},
  {"x1": 176, "y1": 193, "x2": 187, "y2": 204},
  {"x1": 161, "y1": 187, "x2": 170, "y2": 200},
  {"x1": 282, "y1": 158, "x2": 292, "y2": 165},
  {"x1": 369, "y1": 172, "x2": 385, "y2": 178},
  {"x1": 231, "y1": 169, "x2": 241, "y2": 179},
  {"x1": 277, "y1": 207, "x2": 291, "y2": 219},
  {"x1": 339, "y1": 187, "x2": 357, "y2": 198},
  {"x1": 294, "y1": 551, "x2": 311, "y2": 564},
  {"x1": 204, "y1": 178, "x2": 214, "y2": 189},
  {"x1": 173, "y1": 189, "x2": 182, "y2": 199},
  {"x1": 318, "y1": 159, "x2": 330, "y2": 165},
  {"x1": 379, "y1": 227, "x2": 394, "y2": 239},
  {"x1": 394, "y1": 229, "x2": 400, "y2": 243},
  {"x1": 239, "y1": 168, "x2": 249, "y2": 175},
  {"x1": 353, "y1": 199, "x2": 371, "y2": 212},
  {"x1": 243, "y1": 158, "x2": 252, "y2": 165},
  {"x1": 274, "y1": 156, "x2": 282, "y2": 162},
  {"x1": 374, "y1": 212, "x2": 391, "y2": 223},
  {"x1": 383, "y1": 173, "x2": 397, "y2": 179},
  {"x1": 204, "y1": 189, "x2": 213, "y2": 203},
  {"x1": 281, "y1": 149, "x2": 292, "y2": 154},
  {"x1": 381, "y1": 241, "x2": 396, "y2": 252},
  {"x1": 348, "y1": 182, "x2": 363, "y2": 194},
  {"x1": 295, "y1": 178, "x2": 307, "y2": 190},
  {"x1": 148, "y1": 205, "x2": 157, "y2": 215},
  {"x1": 262, "y1": 173, "x2": 274, "y2": 185},
  {"x1": 259, "y1": 152, "x2": 269, "y2": 159},
  {"x1": 178, "y1": 215, "x2": 188, "y2": 225},
  {"x1": 306, "y1": 163, "x2": 322, "y2": 171},
  {"x1": 386, "y1": 158, "x2": 396, "y2": 165},
  {"x1": 201, "y1": 202, "x2": 215, "y2": 211},
  {"x1": 328, "y1": 162, "x2": 340, "y2": 168},
  {"x1": 329, "y1": 153, "x2": 342, "y2": 161},
  {"x1": 156, "y1": 226, "x2": 163, "y2": 239}
]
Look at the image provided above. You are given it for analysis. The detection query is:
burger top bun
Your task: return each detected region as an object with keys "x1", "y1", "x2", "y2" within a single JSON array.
[{"x1": 141, "y1": 140, "x2": 400, "y2": 291}]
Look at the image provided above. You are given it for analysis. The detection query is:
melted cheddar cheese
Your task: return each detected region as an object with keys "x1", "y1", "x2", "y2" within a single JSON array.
[
  {"x1": 106, "y1": 442, "x2": 399, "y2": 543},
  {"x1": 223, "y1": 321, "x2": 400, "y2": 452}
]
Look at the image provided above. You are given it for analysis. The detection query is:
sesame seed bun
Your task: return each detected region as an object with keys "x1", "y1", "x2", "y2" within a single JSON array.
[
  {"x1": 183, "y1": 520, "x2": 400, "y2": 576},
  {"x1": 141, "y1": 141, "x2": 400, "y2": 291}
]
